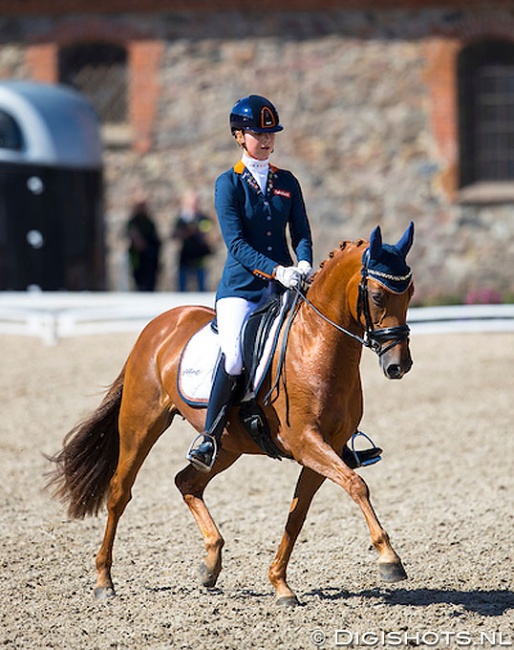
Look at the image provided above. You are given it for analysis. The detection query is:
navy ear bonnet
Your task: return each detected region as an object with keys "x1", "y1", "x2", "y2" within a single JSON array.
[{"x1": 361, "y1": 222, "x2": 414, "y2": 294}]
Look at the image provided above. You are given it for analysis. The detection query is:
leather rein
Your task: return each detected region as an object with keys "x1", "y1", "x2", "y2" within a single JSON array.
[
  {"x1": 264, "y1": 263, "x2": 410, "y2": 405},
  {"x1": 292, "y1": 265, "x2": 410, "y2": 358}
]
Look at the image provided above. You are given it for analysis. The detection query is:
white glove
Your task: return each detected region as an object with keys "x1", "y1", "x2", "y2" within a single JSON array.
[
  {"x1": 274, "y1": 265, "x2": 301, "y2": 289},
  {"x1": 297, "y1": 260, "x2": 313, "y2": 280}
]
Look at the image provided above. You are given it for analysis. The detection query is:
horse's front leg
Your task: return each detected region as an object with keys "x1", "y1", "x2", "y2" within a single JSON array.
[
  {"x1": 269, "y1": 466, "x2": 326, "y2": 606},
  {"x1": 175, "y1": 449, "x2": 240, "y2": 589},
  {"x1": 293, "y1": 431, "x2": 407, "y2": 584}
]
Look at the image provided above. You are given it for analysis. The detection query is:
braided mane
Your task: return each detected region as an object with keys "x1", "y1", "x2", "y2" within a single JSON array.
[{"x1": 312, "y1": 238, "x2": 367, "y2": 280}]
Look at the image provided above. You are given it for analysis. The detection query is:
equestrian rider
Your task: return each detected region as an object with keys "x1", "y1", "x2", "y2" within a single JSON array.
[
  {"x1": 186, "y1": 94, "x2": 384, "y2": 472},
  {"x1": 186, "y1": 94, "x2": 314, "y2": 472}
]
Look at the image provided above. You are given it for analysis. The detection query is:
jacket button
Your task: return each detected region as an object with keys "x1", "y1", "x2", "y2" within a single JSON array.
[{"x1": 267, "y1": 246, "x2": 272, "y2": 251}]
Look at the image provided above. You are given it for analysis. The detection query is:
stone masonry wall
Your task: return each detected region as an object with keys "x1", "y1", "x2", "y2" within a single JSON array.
[{"x1": 1, "y1": 8, "x2": 514, "y2": 303}]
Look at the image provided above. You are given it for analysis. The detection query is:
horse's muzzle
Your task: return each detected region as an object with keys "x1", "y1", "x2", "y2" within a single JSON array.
[
  {"x1": 366, "y1": 324, "x2": 412, "y2": 379},
  {"x1": 381, "y1": 345, "x2": 413, "y2": 380}
]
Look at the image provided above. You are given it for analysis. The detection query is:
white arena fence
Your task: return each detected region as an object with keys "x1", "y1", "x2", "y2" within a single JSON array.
[{"x1": 0, "y1": 291, "x2": 513, "y2": 346}]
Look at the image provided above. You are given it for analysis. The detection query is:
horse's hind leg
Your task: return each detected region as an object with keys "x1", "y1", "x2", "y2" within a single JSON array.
[
  {"x1": 94, "y1": 409, "x2": 172, "y2": 598},
  {"x1": 269, "y1": 467, "x2": 326, "y2": 606},
  {"x1": 175, "y1": 450, "x2": 241, "y2": 589}
]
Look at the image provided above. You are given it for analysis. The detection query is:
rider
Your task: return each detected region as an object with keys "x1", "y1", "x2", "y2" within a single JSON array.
[
  {"x1": 186, "y1": 94, "x2": 381, "y2": 473},
  {"x1": 186, "y1": 94, "x2": 314, "y2": 472}
]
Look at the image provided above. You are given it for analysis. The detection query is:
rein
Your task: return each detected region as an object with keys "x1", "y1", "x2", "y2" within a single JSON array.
[
  {"x1": 264, "y1": 261, "x2": 410, "y2": 405},
  {"x1": 292, "y1": 266, "x2": 410, "y2": 358},
  {"x1": 293, "y1": 285, "x2": 367, "y2": 347}
]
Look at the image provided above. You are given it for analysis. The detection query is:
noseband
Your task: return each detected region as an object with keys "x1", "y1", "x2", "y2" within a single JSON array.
[{"x1": 294, "y1": 264, "x2": 410, "y2": 358}]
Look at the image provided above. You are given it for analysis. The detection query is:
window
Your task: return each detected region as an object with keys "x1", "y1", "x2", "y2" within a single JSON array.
[
  {"x1": 0, "y1": 110, "x2": 23, "y2": 151},
  {"x1": 59, "y1": 42, "x2": 128, "y2": 125},
  {"x1": 458, "y1": 40, "x2": 514, "y2": 187}
]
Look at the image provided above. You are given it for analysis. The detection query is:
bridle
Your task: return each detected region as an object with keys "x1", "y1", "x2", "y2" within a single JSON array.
[
  {"x1": 356, "y1": 269, "x2": 411, "y2": 356},
  {"x1": 293, "y1": 262, "x2": 411, "y2": 358},
  {"x1": 265, "y1": 261, "x2": 411, "y2": 404}
]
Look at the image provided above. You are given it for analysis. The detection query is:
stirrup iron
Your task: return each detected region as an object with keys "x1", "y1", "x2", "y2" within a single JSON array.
[
  {"x1": 349, "y1": 430, "x2": 382, "y2": 467},
  {"x1": 186, "y1": 433, "x2": 218, "y2": 473}
]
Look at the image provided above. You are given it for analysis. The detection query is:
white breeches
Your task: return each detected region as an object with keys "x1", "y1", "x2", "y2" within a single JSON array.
[{"x1": 216, "y1": 288, "x2": 273, "y2": 375}]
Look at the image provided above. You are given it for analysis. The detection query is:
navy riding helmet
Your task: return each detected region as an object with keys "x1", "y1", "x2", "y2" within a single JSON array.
[{"x1": 229, "y1": 95, "x2": 284, "y2": 134}]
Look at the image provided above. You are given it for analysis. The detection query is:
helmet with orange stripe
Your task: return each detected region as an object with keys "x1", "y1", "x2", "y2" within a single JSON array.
[{"x1": 229, "y1": 95, "x2": 283, "y2": 134}]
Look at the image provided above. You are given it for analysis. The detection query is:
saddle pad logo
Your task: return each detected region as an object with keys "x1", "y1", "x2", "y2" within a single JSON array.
[{"x1": 273, "y1": 189, "x2": 291, "y2": 198}]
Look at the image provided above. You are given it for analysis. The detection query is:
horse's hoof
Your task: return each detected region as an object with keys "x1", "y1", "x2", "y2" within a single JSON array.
[
  {"x1": 94, "y1": 586, "x2": 116, "y2": 600},
  {"x1": 275, "y1": 595, "x2": 300, "y2": 608},
  {"x1": 199, "y1": 561, "x2": 219, "y2": 589},
  {"x1": 378, "y1": 561, "x2": 408, "y2": 583}
]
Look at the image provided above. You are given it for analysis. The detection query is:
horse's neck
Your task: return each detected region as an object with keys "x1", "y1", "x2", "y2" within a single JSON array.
[
  {"x1": 307, "y1": 242, "x2": 363, "y2": 331},
  {"x1": 293, "y1": 242, "x2": 365, "y2": 371}
]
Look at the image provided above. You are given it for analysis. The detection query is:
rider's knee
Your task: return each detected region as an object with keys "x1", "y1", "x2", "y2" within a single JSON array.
[{"x1": 222, "y1": 350, "x2": 243, "y2": 375}]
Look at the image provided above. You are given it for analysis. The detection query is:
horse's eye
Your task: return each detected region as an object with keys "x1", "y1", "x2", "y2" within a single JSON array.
[{"x1": 371, "y1": 291, "x2": 386, "y2": 307}]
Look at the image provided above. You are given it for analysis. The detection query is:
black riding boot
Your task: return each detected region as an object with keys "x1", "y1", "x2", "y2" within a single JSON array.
[{"x1": 186, "y1": 356, "x2": 238, "y2": 472}]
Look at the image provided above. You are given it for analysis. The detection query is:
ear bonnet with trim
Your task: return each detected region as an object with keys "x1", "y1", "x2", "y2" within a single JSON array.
[{"x1": 361, "y1": 222, "x2": 414, "y2": 294}]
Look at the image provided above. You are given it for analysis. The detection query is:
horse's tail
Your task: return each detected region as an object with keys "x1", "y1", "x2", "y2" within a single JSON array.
[{"x1": 45, "y1": 365, "x2": 126, "y2": 520}]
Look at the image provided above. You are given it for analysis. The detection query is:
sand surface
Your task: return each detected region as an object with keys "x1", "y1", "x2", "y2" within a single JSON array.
[{"x1": 1, "y1": 330, "x2": 513, "y2": 649}]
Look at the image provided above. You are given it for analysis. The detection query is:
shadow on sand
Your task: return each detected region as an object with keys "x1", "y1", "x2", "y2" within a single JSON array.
[{"x1": 304, "y1": 586, "x2": 514, "y2": 617}]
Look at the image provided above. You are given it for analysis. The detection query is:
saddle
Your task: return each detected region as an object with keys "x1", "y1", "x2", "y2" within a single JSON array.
[
  {"x1": 177, "y1": 290, "x2": 296, "y2": 459},
  {"x1": 239, "y1": 291, "x2": 295, "y2": 460},
  {"x1": 241, "y1": 291, "x2": 287, "y2": 393}
]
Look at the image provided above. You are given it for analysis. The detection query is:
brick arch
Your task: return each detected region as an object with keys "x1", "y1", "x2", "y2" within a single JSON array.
[
  {"x1": 424, "y1": 16, "x2": 514, "y2": 199},
  {"x1": 25, "y1": 17, "x2": 163, "y2": 153}
]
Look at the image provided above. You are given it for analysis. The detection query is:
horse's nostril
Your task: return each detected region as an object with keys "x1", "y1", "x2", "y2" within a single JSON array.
[{"x1": 387, "y1": 364, "x2": 402, "y2": 379}]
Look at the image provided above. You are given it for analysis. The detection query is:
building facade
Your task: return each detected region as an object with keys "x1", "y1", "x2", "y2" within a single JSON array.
[{"x1": 1, "y1": 0, "x2": 513, "y2": 302}]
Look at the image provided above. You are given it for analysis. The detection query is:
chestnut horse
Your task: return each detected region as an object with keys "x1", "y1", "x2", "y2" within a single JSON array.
[{"x1": 47, "y1": 223, "x2": 414, "y2": 606}]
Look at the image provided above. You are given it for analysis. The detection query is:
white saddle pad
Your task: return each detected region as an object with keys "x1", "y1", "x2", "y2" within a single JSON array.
[
  {"x1": 178, "y1": 293, "x2": 289, "y2": 406},
  {"x1": 178, "y1": 323, "x2": 220, "y2": 406}
]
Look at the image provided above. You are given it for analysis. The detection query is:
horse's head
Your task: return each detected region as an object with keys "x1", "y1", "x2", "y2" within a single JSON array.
[{"x1": 359, "y1": 222, "x2": 415, "y2": 379}]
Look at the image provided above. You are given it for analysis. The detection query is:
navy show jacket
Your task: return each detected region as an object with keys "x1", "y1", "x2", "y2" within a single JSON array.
[{"x1": 215, "y1": 160, "x2": 313, "y2": 303}]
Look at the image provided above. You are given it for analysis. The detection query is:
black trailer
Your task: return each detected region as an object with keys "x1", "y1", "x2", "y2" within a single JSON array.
[{"x1": 0, "y1": 80, "x2": 105, "y2": 291}]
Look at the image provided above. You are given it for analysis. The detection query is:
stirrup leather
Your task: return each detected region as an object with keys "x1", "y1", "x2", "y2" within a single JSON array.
[{"x1": 186, "y1": 433, "x2": 218, "y2": 473}]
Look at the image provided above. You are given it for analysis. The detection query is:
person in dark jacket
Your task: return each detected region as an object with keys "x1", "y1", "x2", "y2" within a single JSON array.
[
  {"x1": 186, "y1": 94, "x2": 314, "y2": 472},
  {"x1": 127, "y1": 195, "x2": 161, "y2": 292},
  {"x1": 172, "y1": 191, "x2": 213, "y2": 292}
]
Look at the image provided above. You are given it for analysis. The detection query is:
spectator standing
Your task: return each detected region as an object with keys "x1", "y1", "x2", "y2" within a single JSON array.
[
  {"x1": 172, "y1": 191, "x2": 213, "y2": 292},
  {"x1": 126, "y1": 195, "x2": 161, "y2": 292}
]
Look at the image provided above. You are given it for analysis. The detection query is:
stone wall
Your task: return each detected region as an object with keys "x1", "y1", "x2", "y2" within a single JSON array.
[{"x1": 1, "y1": 7, "x2": 514, "y2": 303}]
